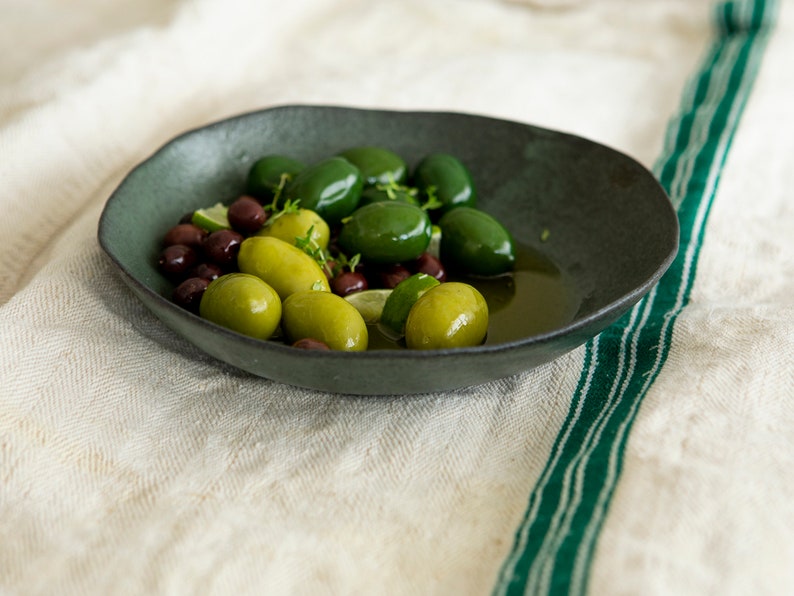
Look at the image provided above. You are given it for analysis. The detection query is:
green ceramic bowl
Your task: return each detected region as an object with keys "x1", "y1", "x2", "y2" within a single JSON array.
[{"x1": 98, "y1": 105, "x2": 678, "y2": 395}]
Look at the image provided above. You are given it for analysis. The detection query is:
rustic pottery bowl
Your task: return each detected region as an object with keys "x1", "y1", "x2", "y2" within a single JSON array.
[{"x1": 98, "y1": 105, "x2": 678, "y2": 395}]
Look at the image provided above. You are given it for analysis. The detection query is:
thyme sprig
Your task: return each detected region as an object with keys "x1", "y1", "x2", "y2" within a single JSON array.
[
  {"x1": 294, "y1": 226, "x2": 361, "y2": 280},
  {"x1": 374, "y1": 177, "x2": 442, "y2": 211},
  {"x1": 420, "y1": 185, "x2": 443, "y2": 211},
  {"x1": 266, "y1": 172, "x2": 293, "y2": 213},
  {"x1": 264, "y1": 197, "x2": 302, "y2": 228},
  {"x1": 294, "y1": 225, "x2": 329, "y2": 268}
]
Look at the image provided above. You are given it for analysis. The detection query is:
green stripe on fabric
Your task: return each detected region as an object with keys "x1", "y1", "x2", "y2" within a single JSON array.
[{"x1": 494, "y1": 1, "x2": 776, "y2": 594}]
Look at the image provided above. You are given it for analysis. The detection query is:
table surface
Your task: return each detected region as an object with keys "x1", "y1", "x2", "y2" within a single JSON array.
[{"x1": 1, "y1": 0, "x2": 792, "y2": 594}]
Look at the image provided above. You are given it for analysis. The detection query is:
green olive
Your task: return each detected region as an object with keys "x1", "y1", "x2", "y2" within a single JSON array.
[
  {"x1": 237, "y1": 236, "x2": 330, "y2": 300},
  {"x1": 413, "y1": 153, "x2": 476, "y2": 216},
  {"x1": 404, "y1": 282, "x2": 489, "y2": 350},
  {"x1": 199, "y1": 273, "x2": 281, "y2": 340},
  {"x1": 256, "y1": 208, "x2": 330, "y2": 251},
  {"x1": 337, "y1": 201, "x2": 432, "y2": 264},
  {"x1": 246, "y1": 155, "x2": 306, "y2": 201},
  {"x1": 282, "y1": 290, "x2": 368, "y2": 351},
  {"x1": 285, "y1": 156, "x2": 363, "y2": 226},
  {"x1": 439, "y1": 207, "x2": 516, "y2": 276},
  {"x1": 338, "y1": 146, "x2": 408, "y2": 186}
]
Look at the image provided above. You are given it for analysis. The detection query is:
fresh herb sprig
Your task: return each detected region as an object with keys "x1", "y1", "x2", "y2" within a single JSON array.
[
  {"x1": 266, "y1": 172, "x2": 293, "y2": 213},
  {"x1": 374, "y1": 177, "x2": 442, "y2": 212}
]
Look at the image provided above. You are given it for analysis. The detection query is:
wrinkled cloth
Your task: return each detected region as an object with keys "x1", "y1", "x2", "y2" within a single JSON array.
[{"x1": 1, "y1": 0, "x2": 792, "y2": 594}]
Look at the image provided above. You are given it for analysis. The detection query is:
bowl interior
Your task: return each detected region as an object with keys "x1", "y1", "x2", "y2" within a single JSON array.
[{"x1": 99, "y1": 105, "x2": 678, "y2": 394}]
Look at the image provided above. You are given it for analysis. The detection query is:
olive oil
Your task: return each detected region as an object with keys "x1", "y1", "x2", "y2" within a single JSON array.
[
  {"x1": 477, "y1": 243, "x2": 581, "y2": 345},
  {"x1": 367, "y1": 243, "x2": 581, "y2": 350}
]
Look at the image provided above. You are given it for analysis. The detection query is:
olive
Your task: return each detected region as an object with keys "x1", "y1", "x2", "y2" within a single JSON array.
[
  {"x1": 337, "y1": 146, "x2": 408, "y2": 186},
  {"x1": 438, "y1": 207, "x2": 515, "y2": 276},
  {"x1": 228, "y1": 196, "x2": 267, "y2": 234},
  {"x1": 188, "y1": 262, "x2": 224, "y2": 281},
  {"x1": 158, "y1": 244, "x2": 198, "y2": 278},
  {"x1": 203, "y1": 229, "x2": 244, "y2": 268},
  {"x1": 410, "y1": 252, "x2": 446, "y2": 282},
  {"x1": 285, "y1": 156, "x2": 363, "y2": 226},
  {"x1": 357, "y1": 186, "x2": 420, "y2": 209},
  {"x1": 281, "y1": 290, "x2": 368, "y2": 351},
  {"x1": 337, "y1": 201, "x2": 431, "y2": 264},
  {"x1": 237, "y1": 236, "x2": 330, "y2": 300},
  {"x1": 163, "y1": 223, "x2": 207, "y2": 248},
  {"x1": 199, "y1": 273, "x2": 282, "y2": 340},
  {"x1": 172, "y1": 277, "x2": 209, "y2": 313},
  {"x1": 331, "y1": 271, "x2": 368, "y2": 296},
  {"x1": 246, "y1": 155, "x2": 306, "y2": 201},
  {"x1": 292, "y1": 338, "x2": 331, "y2": 350},
  {"x1": 256, "y1": 208, "x2": 330, "y2": 251},
  {"x1": 375, "y1": 263, "x2": 412, "y2": 289},
  {"x1": 413, "y1": 153, "x2": 476, "y2": 216},
  {"x1": 404, "y1": 282, "x2": 489, "y2": 349}
]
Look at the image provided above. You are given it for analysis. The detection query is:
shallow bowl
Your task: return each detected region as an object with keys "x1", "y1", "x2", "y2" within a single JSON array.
[{"x1": 98, "y1": 105, "x2": 678, "y2": 395}]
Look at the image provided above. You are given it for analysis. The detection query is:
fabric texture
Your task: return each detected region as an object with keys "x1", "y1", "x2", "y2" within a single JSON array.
[{"x1": 1, "y1": 0, "x2": 792, "y2": 594}]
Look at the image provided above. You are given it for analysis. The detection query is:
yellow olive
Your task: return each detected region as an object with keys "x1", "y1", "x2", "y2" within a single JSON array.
[
  {"x1": 282, "y1": 290, "x2": 368, "y2": 351},
  {"x1": 199, "y1": 273, "x2": 281, "y2": 340},
  {"x1": 256, "y1": 208, "x2": 330, "y2": 251},
  {"x1": 404, "y1": 282, "x2": 488, "y2": 349},
  {"x1": 237, "y1": 236, "x2": 330, "y2": 300}
]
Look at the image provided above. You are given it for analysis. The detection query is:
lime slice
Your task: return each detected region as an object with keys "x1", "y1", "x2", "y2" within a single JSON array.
[
  {"x1": 192, "y1": 202, "x2": 230, "y2": 232},
  {"x1": 344, "y1": 289, "x2": 392, "y2": 325},
  {"x1": 379, "y1": 273, "x2": 440, "y2": 338}
]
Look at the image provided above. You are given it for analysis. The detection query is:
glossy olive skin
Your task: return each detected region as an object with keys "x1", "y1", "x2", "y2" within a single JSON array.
[
  {"x1": 285, "y1": 156, "x2": 363, "y2": 226},
  {"x1": 439, "y1": 207, "x2": 516, "y2": 276},
  {"x1": 256, "y1": 208, "x2": 330, "y2": 251},
  {"x1": 199, "y1": 273, "x2": 281, "y2": 340},
  {"x1": 337, "y1": 201, "x2": 432, "y2": 264},
  {"x1": 404, "y1": 282, "x2": 489, "y2": 350},
  {"x1": 338, "y1": 146, "x2": 408, "y2": 186},
  {"x1": 246, "y1": 155, "x2": 306, "y2": 200},
  {"x1": 413, "y1": 153, "x2": 476, "y2": 216},
  {"x1": 282, "y1": 290, "x2": 368, "y2": 351},
  {"x1": 237, "y1": 236, "x2": 330, "y2": 300},
  {"x1": 357, "y1": 186, "x2": 420, "y2": 208}
]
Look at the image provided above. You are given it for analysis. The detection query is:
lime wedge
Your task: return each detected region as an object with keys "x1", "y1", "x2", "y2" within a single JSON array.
[
  {"x1": 379, "y1": 273, "x2": 440, "y2": 338},
  {"x1": 192, "y1": 202, "x2": 230, "y2": 232},
  {"x1": 344, "y1": 289, "x2": 392, "y2": 325}
]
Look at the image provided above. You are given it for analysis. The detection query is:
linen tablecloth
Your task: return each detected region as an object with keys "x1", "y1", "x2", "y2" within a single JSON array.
[{"x1": 2, "y1": 0, "x2": 792, "y2": 594}]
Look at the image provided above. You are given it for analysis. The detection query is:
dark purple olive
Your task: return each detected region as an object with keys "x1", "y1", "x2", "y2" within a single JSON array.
[
  {"x1": 228, "y1": 196, "x2": 267, "y2": 234},
  {"x1": 292, "y1": 338, "x2": 331, "y2": 350},
  {"x1": 178, "y1": 211, "x2": 195, "y2": 225},
  {"x1": 158, "y1": 244, "x2": 198, "y2": 277},
  {"x1": 163, "y1": 223, "x2": 207, "y2": 248},
  {"x1": 172, "y1": 277, "x2": 209, "y2": 313},
  {"x1": 189, "y1": 262, "x2": 224, "y2": 281},
  {"x1": 378, "y1": 263, "x2": 411, "y2": 289},
  {"x1": 203, "y1": 229, "x2": 244, "y2": 267},
  {"x1": 331, "y1": 271, "x2": 368, "y2": 296},
  {"x1": 411, "y1": 252, "x2": 447, "y2": 282}
]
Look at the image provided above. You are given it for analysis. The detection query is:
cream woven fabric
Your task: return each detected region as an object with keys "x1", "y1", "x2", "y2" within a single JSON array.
[{"x1": 2, "y1": 1, "x2": 792, "y2": 594}]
